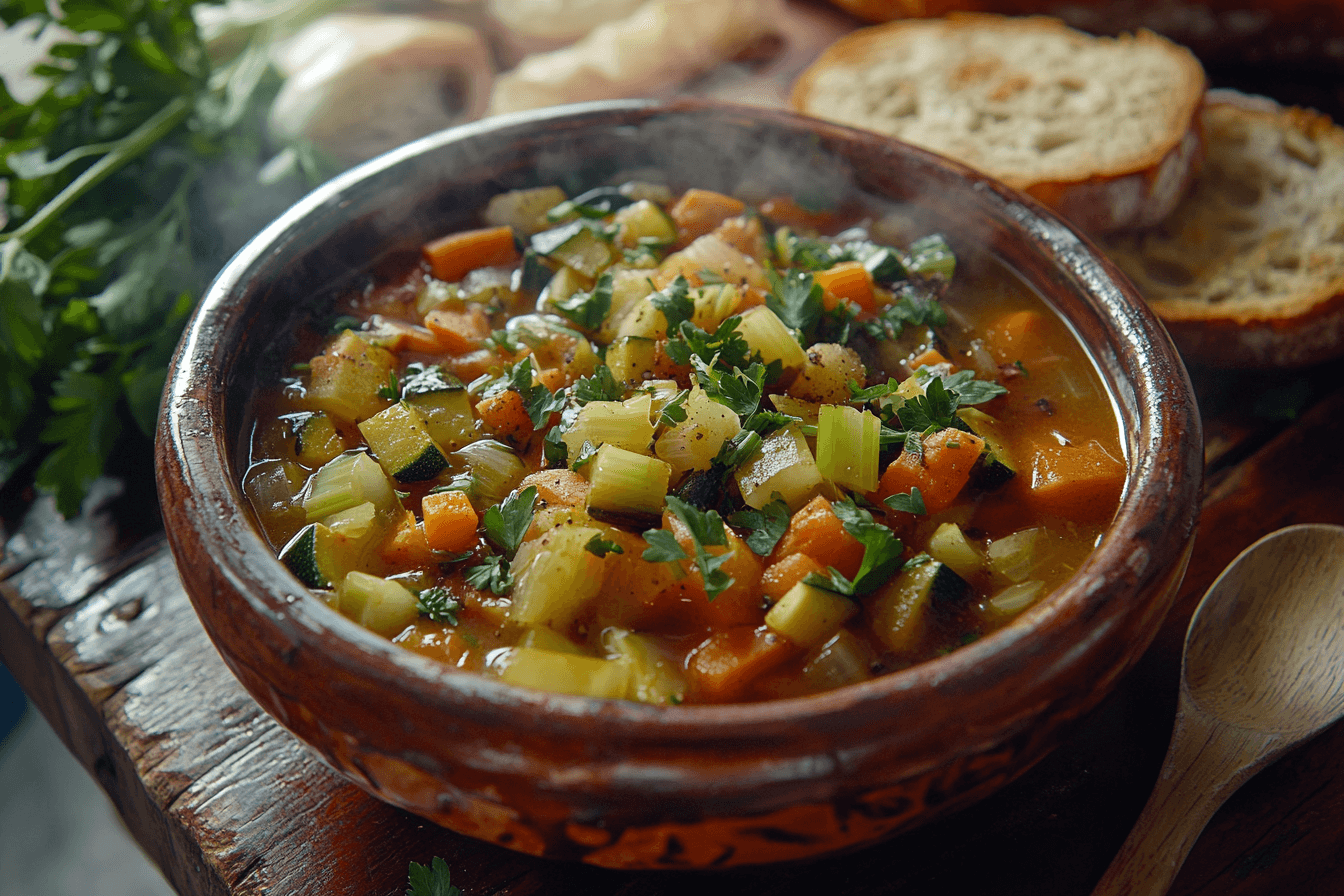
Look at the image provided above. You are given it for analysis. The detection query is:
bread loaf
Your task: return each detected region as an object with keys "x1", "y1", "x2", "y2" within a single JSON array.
[
  {"x1": 1098, "y1": 91, "x2": 1344, "y2": 368},
  {"x1": 790, "y1": 14, "x2": 1206, "y2": 233}
]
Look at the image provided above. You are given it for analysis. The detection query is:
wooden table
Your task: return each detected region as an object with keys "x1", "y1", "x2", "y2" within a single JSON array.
[{"x1": 4, "y1": 356, "x2": 1344, "y2": 895}]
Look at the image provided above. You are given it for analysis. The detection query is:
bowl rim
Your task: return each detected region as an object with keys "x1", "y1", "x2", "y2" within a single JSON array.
[{"x1": 157, "y1": 97, "x2": 1202, "y2": 743}]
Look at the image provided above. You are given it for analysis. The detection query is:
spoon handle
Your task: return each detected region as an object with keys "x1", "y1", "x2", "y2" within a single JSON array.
[{"x1": 1090, "y1": 707, "x2": 1276, "y2": 896}]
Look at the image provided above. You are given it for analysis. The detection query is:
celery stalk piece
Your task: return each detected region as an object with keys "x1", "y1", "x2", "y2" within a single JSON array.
[
  {"x1": 510, "y1": 524, "x2": 607, "y2": 628},
  {"x1": 303, "y1": 451, "x2": 397, "y2": 523},
  {"x1": 601, "y1": 628, "x2": 687, "y2": 704},
  {"x1": 562, "y1": 400, "x2": 656, "y2": 459},
  {"x1": 734, "y1": 424, "x2": 824, "y2": 511},
  {"x1": 586, "y1": 444, "x2": 672, "y2": 523},
  {"x1": 305, "y1": 331, "x2": 397, "y2": 424},
  {"x1": 338, "y1": 571, "x2": 420, "y2": 636},
  {"x1": 815, "y1": 405, "x2": 881, "y2": 493},
  {"x1": 766, "y1": 582, "x2": 856, "y2": 648},
  {"x1": 737, "y1": 306, "x2": 808, "y2": 375},
  {"x1": 499, "y1": 647, "x2": 633, "y2": 699}
]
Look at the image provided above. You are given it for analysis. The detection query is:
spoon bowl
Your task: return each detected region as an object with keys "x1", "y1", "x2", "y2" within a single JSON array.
[{"x1": 1093, "y1": 523, "x2": 1344, "y2": 895}]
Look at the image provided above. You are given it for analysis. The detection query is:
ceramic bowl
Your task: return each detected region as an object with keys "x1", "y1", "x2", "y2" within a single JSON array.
[{"x1": 155, "y1": 99, "x2": 1202, "y2": 868}]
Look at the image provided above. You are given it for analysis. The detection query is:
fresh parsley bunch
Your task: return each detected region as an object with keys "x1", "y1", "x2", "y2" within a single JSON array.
[{"x1": 1, "y1": 0, "x2": 328, "y2": 516}]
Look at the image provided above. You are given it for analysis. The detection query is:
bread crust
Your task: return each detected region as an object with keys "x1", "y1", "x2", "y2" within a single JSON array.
[
  {"x1": 1099, "y1": 92, "x2": 1344, "y2": 368},
  {"x1": 789, "y1": 14, "x2": 1206, "y2": 233}
]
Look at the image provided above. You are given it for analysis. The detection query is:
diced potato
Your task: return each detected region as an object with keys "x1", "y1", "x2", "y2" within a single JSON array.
[
  {"x1": 654, "y1": 389, "x2": 741, "y2": 479},
  {"x1": 788, "y1": 343, "x2": 865, "y2": 404}
]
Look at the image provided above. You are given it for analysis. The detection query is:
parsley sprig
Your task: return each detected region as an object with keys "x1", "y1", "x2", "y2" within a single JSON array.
[
  {"x1": 406, "y1": 857, "x2": 461, "y2": 896},
  {"x1": 415, "y1": 586, "x2": 461, "y2": 625},
  {"x1": 463, "y1": 486, "x2": 537, "y2": 595},
  {"x1": 727, "y1": 497, "x2": 790, "y2": 556},
  {"x1": 804, "y1": 499, "x2": 905, "y2": 596},
  {"x1": 642, "y1": 496, "x2": 736, "y2": 601}
]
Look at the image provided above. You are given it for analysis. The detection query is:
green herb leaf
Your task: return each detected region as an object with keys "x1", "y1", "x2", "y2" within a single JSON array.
[
  {"x1": 481, "y1": 486, "x2": 538, "y2": 556},
  {"x1": 640, "y1": 528, "x2": 688, "y2": 564},
  {"x1": 664, "y1": 315, "x2": 753, "y2": 371},
  {"x1": 571, "y1": 364, "x2": 623, "y2": 404},
  {"x1": 400, "y1": 363, "x2": 464, "y2": 398},
  {"x1": 917, "y1": 367, "x2": 1008, "y2": 406},
  {"x1": 406, "y1": 857, "x2": 461, "y2": 896},
  {"x1": 571, "y1": 440, "x2": 599, "y2": 472},
  {"x1": 826, "y1": 498, "x2": 906, "y2": 595},
  {"x1": 657, "y1": 389, "x2": 690, "y2": 427},
  {"x1": 584, "y1": 533, "x2": 624, "y2": 557},
  {"x1": 377, "y1": 370, "x2": 400, "y2": 400},
  {"x1": 553, "y1": 270, "x2": 612, "y2": 329},
  {"x1": 691, "y1": 358, "x2": 766, "y2": 418},
  {"x1": 649, "y1": 275, "x2": 694, "y2": 332},
  {"x1": 884, "y1": 487, "x2": 927, "y2": 516},
  {"x1": 506, "y1": 357, "x2": 567, "y2": 428},
  {"x1": 464, "y1": 554, "x2": 513, "y2": 595},
  {"x1": 727, "y1": 497, "x2": 789, "y2": 556},
  {"x1": 765, "y1": 270, "x2": 823, "y2": 334},
  {"x1": 415, "y1": 587, "x2": 462, "y2": 624},
  {"x1": 862, "y1": 286, "x2": 947, "y2": 341}
]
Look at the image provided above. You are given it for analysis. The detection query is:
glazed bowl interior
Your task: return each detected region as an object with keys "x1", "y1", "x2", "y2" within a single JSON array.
[{"x1": 157, "y1": 99, "x2": 1202, "y2": 867}]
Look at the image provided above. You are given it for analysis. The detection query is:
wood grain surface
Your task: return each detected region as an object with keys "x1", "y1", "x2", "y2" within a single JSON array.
[{"x1": 5, "y1": 362, "x2": 1344, "y2": 895}]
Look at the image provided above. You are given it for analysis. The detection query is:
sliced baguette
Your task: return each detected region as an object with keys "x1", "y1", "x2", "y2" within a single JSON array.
[
  {"x1": 1097, "y1": 90, "x2": 1344, "y2": 368},
  {"x1": 789, "y1": 14, "x2": 1205, "y2": 233}
]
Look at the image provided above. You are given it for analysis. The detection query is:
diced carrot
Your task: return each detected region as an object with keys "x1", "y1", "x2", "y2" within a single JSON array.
[
  {"x1": 399, "y1": 324, "x2": 446, "y2": 354},
  {"x1": 536, "y1": 366, "x2": 567, "y2": 394},
  {"x1": 666, "y1": 514, "x2": 764, "y2": 628},
  {"x1": 686, "y1": 625, "x2": 797, "y2": 702},
  {"x1": 475, "y1": 390, "x2": 533, "y2": 446},
  {"x1": 381, "y1": 509, "x2": 439, "y2": 568},
  {"x1": 760, "y1": 553, "x2": 825, "y2": 601},
  {"x1": 422, "y1": 225, "x2": 519, "y2": 283},
  {"x1": 770, "y1": 495, "x2": 866, "y2": 579},
  {"x1": 1011, "y1": 437, "x2": 1126, "y2": 523},
  {"x1": 518, "y1": 468, "x2": 589, "y2": 508},
  {"x1": 652, "y1": 339, "x2": 692, "y2": 386},
  {"x1": 756, "y1": 196, "x2": 837, "y2": 232},
  {"x1": 878, "y1": 428, "x2": 985, "y2": 515},
  {"x1": 813, "y1": 261, "x2": 877, "y2": 314},
  {"x1": 984, "y1": 309, "x2": 1051, "y2": 366},
  {"x1": 668, "y1": 189, "x2": 747, "y2": 245},
  {"x1": 422, "y1": 490, "x2": 479, "y2": 554},
  {"x1": 446, "y1": 348, "x2": 499, "y2": 381},
  {"x1": 424, "y1": 306, "x2": 491, "y2": 355},
  {"x1": 908, "y1": 346, "x2": 953, "y2": 370},
  {"x1": 710, "y1": 214, "x2": 769, "y2": 262}
]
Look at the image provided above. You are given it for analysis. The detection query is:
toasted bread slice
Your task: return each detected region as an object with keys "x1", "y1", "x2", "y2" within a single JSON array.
[
  {"x1": 1098, "y1": 91, "x2": 1344, "y2": 368},
  {"x1": 789, "y1": 14, "x2": 1205, "y2": 233}
]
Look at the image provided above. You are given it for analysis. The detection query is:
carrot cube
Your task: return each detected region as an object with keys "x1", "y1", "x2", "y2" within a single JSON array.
[
  {"x1": 422, "y1": 490, "x2": 479, "y2": 554},
  {"x1": 878, "y1": 429, "x2": 985, "y2": 515},
  {"x1": 422, "y1": 225, "x2": 519, "y2": 282}
]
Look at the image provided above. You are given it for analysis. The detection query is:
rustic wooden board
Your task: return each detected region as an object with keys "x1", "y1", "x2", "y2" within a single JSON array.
[{"x1": 5, "y1": 376, "x2": 1344, "y2": 895}]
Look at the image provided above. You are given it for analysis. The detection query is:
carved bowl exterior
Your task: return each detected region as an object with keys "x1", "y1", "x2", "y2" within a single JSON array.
[{"x1": 155, "y1": 100, "x2": 1202, "y2": 868}]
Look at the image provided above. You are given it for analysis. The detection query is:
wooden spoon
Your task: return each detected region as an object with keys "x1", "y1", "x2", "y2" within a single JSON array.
[{"x1": 1092, "y1": 523, "x2": 1344, "y2": 896}]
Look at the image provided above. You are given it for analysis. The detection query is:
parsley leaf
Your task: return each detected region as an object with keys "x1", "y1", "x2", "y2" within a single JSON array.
[
  {"x1": 481, "y1": 486, "x2": 538, "y2": 556},
  {"x1": 507, "y1": 357, "x2": 567, "y2": 428},
  {"x1": 765, "y1": 269, "x2": 823, "y2": 334},
  {"x1": 806, "y1": 499, "x2": 905, "y2": 596},
  {"x1": 584, "y1": 533, "x2": 624, "y2": 557},
  {"x1": 649, "y1": 275, "x2": 694, "y2": 332},
  {"x1": 406, "y1": 857, "x2": 461, "y2": 896},
  {"x1": 657, "y1": 389, "x2": 690, "y2": 427},
  {"x1": 415, "y1": 587, "x2": 462, "y2": 624},
  {"x1": 664, "y1": 316, "x2": 753, "y2": 371},
  {"x1": 552, "y1": 270, "x2": 612, "y2": 330},
  {"x1": 862, "y1": 286, "x2": 947, "y2": 341},
  {"x1": 884, "y1": 487, "x2": 927, "y2": 516},
  {"x1": 642, "y1": 496, "x2": 736, "y2": 601},
  {"x1": 542, "y1": 426, "x2": 568, "y2": 467},
  {"x1": 691, "y1": 358, "x2": 766, "y2": 418},
  {"x1": 571, "y1": 364, "x2": 623, "y2": 404},
  {"x1": 905, "y1": 233, "x2": 956, "y2": 279},
  {"x1": 898, "y1": 376, "x2": 957, "y2": 433},
  {"x1": 919, "y1": 367, "x2": 1009, "y2": 406},
  {"x1": 727, "y1": 497, "x2": 790, "y2": 556},
  {"x1": 376, "y1": 370, "x2": 400, "y2": 400},
  {"x1": 483, "y1": 328, "x2": 522, "y2": 354},
  {"x1": 464, "y1": 554, "x2": 513, "y2": 595}
]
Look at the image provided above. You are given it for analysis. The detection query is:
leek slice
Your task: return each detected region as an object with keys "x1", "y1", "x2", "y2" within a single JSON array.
[
  {"x1": 734, "y1": 424, "x2": 824, "y2": 511},
  {"x1": 302, "y1": 451, "x2": 396, "y2": 523},
  {"x1": 510, "y1": 524, "x2": 607, "y2": 628},
  {"x1": 586, "y1": 444, "x2": 671, "y2": 525},
  {"x1": 815, "y1": 405, "x2": 881, "y2": 493}
]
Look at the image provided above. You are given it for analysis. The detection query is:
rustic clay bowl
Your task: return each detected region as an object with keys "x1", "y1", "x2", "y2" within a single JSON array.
[{"x1": 156, "y1": 99, "x2": 1201, "y2": 869}]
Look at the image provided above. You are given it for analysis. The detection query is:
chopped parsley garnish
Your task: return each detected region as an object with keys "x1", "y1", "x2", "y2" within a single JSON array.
[
  {"x1": 376, "y1": 370, "x2": 400, "y2": 400},
  {"x1": 400, "y1": 363, "x2": 464, "y2": 397},
  {"x1": 665, "y1": 315, "x2": 753, "y2": 370},
  {"x1": 505, "y1": 357, "x2": 567, "y2": 428},
  {"x1": 641, "y1": 496, "x2": 735, "y2": 601},
  {"x1": 464, "y1": 555, "x2": 512, "y2": 595},
  {"x1": 415, "y1": 587, "x2": 461, "y2": 625},
  {"x1": 406, "y1": 857, "x2": 461, "y2": 896},
  {"x1": 916, "y1": 367, "x2": 1008, "y2": 406},
  {"x1": 765, "y1": 269, "x2": 823, "y2": 335},
  {"x1": 658, "y1": 389, "x2": 690, "y2": 427},
  {"x1": 649, "y1": 275, "x2": 695, "y2": 332},
  {"x1": 483, "y1": 327, "x2": 522, "y2": 354},
  {"x1": 584, "y1": 534, "x2": 624, "y2": 557},
  {"x1": 481, "y1": 486, "x2": 537, "y2": 556},
  {"x1": 727, "y1": 497, "x2": 790, "y2": 556},
  {"x1": 553, "y1": 270, "x2": 612, "y2": 330},
  {"x1": 805, "y1": 499, "x2": 905, "y2": 596},
  {"x1": 691, "y1": 358, "x2": 766, "y2": 418},
  {"x1": 884, "y1": 487, "x2": 927, "y2": 516},
  {"x1": 862, "y1": 286, "x2": 947, "y2": 341},
  {"x1": 905, "y1": 233, "x2": 956, "y2": 279},
  {"x1": 571, "y1": 364, "x2": 623, "y2": 404}
]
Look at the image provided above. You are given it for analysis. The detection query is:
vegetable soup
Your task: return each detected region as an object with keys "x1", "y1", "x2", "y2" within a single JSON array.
[{"x1": 242, "y1": 183, "x2": 1125, "y2": 705}]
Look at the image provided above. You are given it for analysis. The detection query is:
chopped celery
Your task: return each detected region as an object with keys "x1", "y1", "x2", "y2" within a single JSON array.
[
  {"x1": 499, "y1": 647, "x2": 632, "y2": 699},
  {"x1": 243, "y1": 459, "x2": 307, "y2": 543},
  {"x1": 606, "y1": 336, "x2": 657, "y2": 386},
  {"x1": 737, "y1": 306, "x2": 807, "y2": 375},
  {"x1": 987, "y1": 527, "x2": 1041, "y2": 582},
  {"x1": 323, "y1": 501, "x2": 378, "y2": 539},
  {"x1": 562, "y1": 400, "x2": 655, "y2": 459},
  {"x1": 338, "y1": 571, "x2": 420, "y2": 636},
  {"x1": 302, "y1": 451, "x2": 396, "y2": 523},
  {"x1": 654, "y1": 389, "x2": 741, "y2": 479},
  {"x1": 586, "y1": 444, "x2": 672, "y2": 524},
  {"x1": 452, "y1": 440, "x2": 526, "y2": 511},
  {"x1": 734, "y1": 424, "x2": 824, "y2": 511},
  {"x1": 510, "y1": 524, "x2": 607, "y2": 628},
  {"x1": 815, "y1": 405, "x2": 881, "y2": 493},
  {"x1": 988, "y1": 580, "x2": 1046, "y2": 616},
  {"x1": 616, "y1": 294, "x2": 669, "y2": 341},
  {"x1": 600, "y1": 269, "x2": 658, "y2": 342},
  {"x1": 768, "y1": 394, "x2": 822, "y2": 427},
  {"x1": 765, "y1": 582, "x2": 856, "y2": 648},
  {"x1": 602, "y1": 628, "x2": 686, "y2": 704},
  {"x1": 358, "y1": 402, "x2": 449, "y2": 482},
  {"x1": 927, "y1": 522, "x2": 984, "y2": 580}
]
